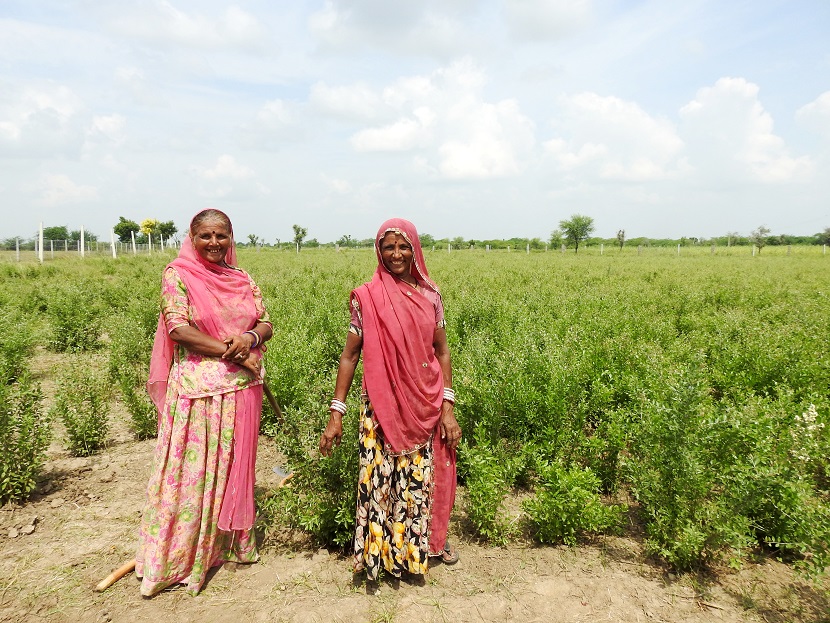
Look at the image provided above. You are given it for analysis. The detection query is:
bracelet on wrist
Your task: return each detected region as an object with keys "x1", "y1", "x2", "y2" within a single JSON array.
[
  {"x1": 442, "y1": 387, "x2": 455, "y2": 404},
  {"x1": 330, "y1": 399, "x2": 347, "y2": 415},
  {"x1": 243, "y1": 330, "x2": 261, "y2": 348}
]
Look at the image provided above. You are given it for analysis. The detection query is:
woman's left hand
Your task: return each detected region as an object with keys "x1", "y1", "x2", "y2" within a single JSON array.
[
  {"x1": 223, "y1": 334, "x2": 253, "y2": 363},
  {"x1": 238, "y1": 350, "x2": 263, "y2": 377},
  {"x1": 439, "y1": 403, "x2": 461, "y2": 450}
]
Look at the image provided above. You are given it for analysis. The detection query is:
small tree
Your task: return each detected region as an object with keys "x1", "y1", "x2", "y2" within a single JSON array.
[
  {"x1": 247, "y1": 234, "x2": 260, "y2": 246},
  {"x1": 749, "y1": 225, "x2": 771, "y2": 254},
  {"x1": 113, "y1": 217, "x2": 140, "y2": 243},
  {"x1": 336, "y1": 235, "x2": 353, "y2": 248},
  {"x1": 156, "y1": 220, "x2": 178, "y2": 242},
  {"x1": 616, "y1": 229, "x2": 625, "y2": 250},
  {"x1": 817, "y1": 227, "x2": 830, "y2": 246},
  {"x1": 559, "y1": 214, "x2": 595, "y2": 253},
  {"x1": 292, "y1": 224, "x2": 308, "y2": 251},
  {"x1": 42, "y1": 226, "x2": 70, "y2": 241},
  {"x1": 140, "y1": 219, "x2": 160, "y2": 237},
  {"x1": 549, "y1": 229, "x2": 563, "y2": 248}
]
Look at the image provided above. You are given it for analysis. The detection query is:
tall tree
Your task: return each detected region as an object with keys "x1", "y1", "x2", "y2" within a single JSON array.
[
  {"x1": 749, "y1": 225, "x2": 771, "y2": 253},
  {"x1": 559, "y1": 214, "x2": 595, "y2": 253},
  {"x1": 113, "y1": 217, "x2": 140, "y2": 243},
  {"x1": 616, "y1": 229, "x2": 625, "y2": 250},
  {"x1": 292, "y1": 224, "x2": 308, "y2": 251}
]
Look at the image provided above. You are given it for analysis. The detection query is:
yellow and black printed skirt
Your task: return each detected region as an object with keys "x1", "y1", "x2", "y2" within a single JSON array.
[{"x1": 353, "y1": 398, "x2": 433, "y2": 580}]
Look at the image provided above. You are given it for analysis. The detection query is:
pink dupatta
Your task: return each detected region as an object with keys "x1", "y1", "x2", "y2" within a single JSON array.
[
  {"x1": 354, "y1": 218, "x2": 444, "y2": 454},
  {"x1": 146, "y1": 213, "x2": 262, "y2": 531}
]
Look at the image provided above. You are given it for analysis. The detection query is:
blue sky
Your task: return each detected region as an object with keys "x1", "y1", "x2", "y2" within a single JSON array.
[{"x1": 1, "y1": 1, "x2": 828, "y2": 243}]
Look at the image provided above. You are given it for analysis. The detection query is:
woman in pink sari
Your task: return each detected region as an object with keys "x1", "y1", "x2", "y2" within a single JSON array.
[
  {"x1": 137, "y1": 209, "x2": 272, "y2": 596},
  {"x1": 319, "y1": 218, "x2": 462, "y2": 582}
]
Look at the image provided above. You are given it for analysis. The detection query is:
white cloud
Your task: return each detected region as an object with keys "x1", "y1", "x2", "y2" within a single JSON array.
[
  {"x1": 505, "y1": 0, "x2": 592, "y2": 41},
  {"x1": 679, "y1": 77, "x2": 812, "y2": 182},
  {"x1": 346, "y1": 58, "x2": 535, "y2": 178},
  {"x1": 545, "y1": 92, "x2": 684, "y2": 181},
  {"x1": 308, "y1": 0, "x2": 480, "y2": 58},
  {"x1": 796, "y1": 91, "x2": 830, "y2": 139},
  {"x1": 310, "y1": 82, "x2": 384, "y2": 121},
  {"x1": 105, "y1": 2, "x2": 266, "y2": 51},
  {"x1": 199, "y1": 155, "x2": 254, "y2": 180},
  {"x1": 0, "y1": 83, "x2": 86, "y2": 157},
  {"x1": 38, "y1": 174, "x2": 98, "y2": 207}
]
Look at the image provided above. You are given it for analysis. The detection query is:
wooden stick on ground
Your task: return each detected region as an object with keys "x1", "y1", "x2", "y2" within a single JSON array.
[{"x1": 94, "y1": 560, "x2": 136, "y2": 592}]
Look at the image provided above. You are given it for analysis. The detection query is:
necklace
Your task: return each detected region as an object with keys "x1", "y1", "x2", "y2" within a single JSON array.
[{"x1": 399, "y1": 278, "x2": 417, "y2": 289}]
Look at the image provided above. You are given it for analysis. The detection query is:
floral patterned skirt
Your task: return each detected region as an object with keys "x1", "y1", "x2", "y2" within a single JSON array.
[
  {"x1": 353, "y1": 399, "x2": 434, "y2": 580},
  {"x1": 136, "y1": 389, "x2": 258, "y2": 596}
]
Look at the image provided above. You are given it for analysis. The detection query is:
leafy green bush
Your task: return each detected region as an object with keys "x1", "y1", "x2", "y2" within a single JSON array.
[
  {"x1": 523, "y1": 461, "x2": 623, "y2": 545},
  {"x1": 461, "y1": 437, "x2": 523, "y2": 544},
  {"x1": 0, "y1": 310, "x2": 33, "y2": 385},
  {"x1": 46, "y1": 284, "x2": 103, "y2": 352},
  {"x1": 0, "y1": 373, "x2": 50, "y2": 504},
  {"x1": 51, "y1": 366, "x2": 110, "y2": 456}
]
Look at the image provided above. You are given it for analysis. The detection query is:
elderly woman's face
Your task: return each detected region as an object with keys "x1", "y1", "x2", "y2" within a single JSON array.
[
  {"x1": 380, "y1": 231, "x2": 414, "y2": 279},
  {"x1": 191, "y1": 220, "x2": 231, "y2": 264}
]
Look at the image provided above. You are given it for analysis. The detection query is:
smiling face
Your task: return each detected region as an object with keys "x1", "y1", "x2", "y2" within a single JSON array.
[
  {"x1": 191, "y1": 220, "x2": 232, "y2": 264},
  {"x1": 379, "y1": 231, "x2": 414, "y2": 281}
]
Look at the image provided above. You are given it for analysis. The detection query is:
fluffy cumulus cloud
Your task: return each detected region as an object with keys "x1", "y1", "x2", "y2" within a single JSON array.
[
  {"x1": 679, "y1": 78, "x2": 812, "y2": 182},
  {"x1": 344, "y1": 58, "x2": 535, "y2": 178},
  {"x1": 796, "y1": 91, "x2": 830, "y2": 139},
  {"x1": 544, "y1": 92, "x2": 684, "y2": 181}
]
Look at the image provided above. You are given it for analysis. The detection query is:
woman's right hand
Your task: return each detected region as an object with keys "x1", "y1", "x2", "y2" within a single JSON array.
[{"x1": 319, "y1": 412, "x2": 343, "y2": 456}]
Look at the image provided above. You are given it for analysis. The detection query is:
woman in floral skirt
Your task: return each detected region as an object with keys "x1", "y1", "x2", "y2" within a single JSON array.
[
  {"x1": 319, "y1": 218, "x2": 461, "y2": 581},
  {"x1": 137, "y1": 208, "x2": 272, "y2": 596}
]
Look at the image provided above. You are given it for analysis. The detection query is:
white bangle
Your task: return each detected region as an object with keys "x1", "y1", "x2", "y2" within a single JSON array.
[
  {"x1": 330, "y1": 399, "x2": 347, "y2": 415},
  {"x1": 442, "y1": 388, "x2": 455, "y2": 404}
]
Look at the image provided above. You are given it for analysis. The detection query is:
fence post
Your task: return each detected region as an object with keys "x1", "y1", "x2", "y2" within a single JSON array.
[
  {"x1": 111, "y1": 229, "x2": 117, "y2": 258},
  {"x1": 677, "y1": 244, "x2": 680, "y2": 256},
  {"x1": 80, "y1": 226, "x2": 86, "y2": 258},
  {"x1": 711, "y1": 244, "x2": 715, "y2": 255},
  {"x1": 752, "y1": 245, "x2": 756, "y2": 257},
  {"x1": 38, "y1": 222, "x2": 44, "y2": 263},
  {"x1": 15, "y1": 237, "x2": 20, "y2": 262},
  {"x1": 561, "y1": 244, "x2": 565, "y2": 254},
  {"x1": 149, "y1": 233, "x2": 153, "y2": 254},
  {"x1": 50, "y1": 239, "x2": 54, "y2": 259},
  {"x1": 638, "y1": 245, "x2": 642, "y2": 255},
  {"x1": 131, "y1": 230, "x2": 137, "y2": 255},
  {"x1": 600, "y1": 243, "x2": 604, "y2": 256}
]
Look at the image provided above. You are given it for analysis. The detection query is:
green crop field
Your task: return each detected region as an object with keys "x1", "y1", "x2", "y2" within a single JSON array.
[{"x1": 1, "y1": 247, "x2": 828, "y2": 577}]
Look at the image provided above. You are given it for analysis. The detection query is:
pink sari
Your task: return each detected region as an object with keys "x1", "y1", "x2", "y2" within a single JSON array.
[
  {"x1": 354, "y1": 218, "x2": 444, "y2": 454},
  {"x1": 354, "y1": 218, "x2": 457, "y2": 555},
  {"x1": 146, "y1": 227, "x2": 261, "y2": 531}
]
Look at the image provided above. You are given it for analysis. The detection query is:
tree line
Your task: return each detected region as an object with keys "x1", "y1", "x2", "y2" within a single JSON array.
[{"x1": 3, "y1": 215, "x2": 830, "y2": 253}]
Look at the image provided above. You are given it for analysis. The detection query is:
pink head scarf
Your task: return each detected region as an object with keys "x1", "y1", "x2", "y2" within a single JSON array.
[
  {"x1": 353, "y1": 218, "x2": 444, "y2": 454},
  {"x1": 146, "y1": 209, "x2": 262, "y2": 531}
]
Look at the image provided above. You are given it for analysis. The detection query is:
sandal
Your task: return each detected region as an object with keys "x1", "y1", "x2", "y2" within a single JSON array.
[{"x1": 430, "y1": 541, "x2": 459, "y2": 565}]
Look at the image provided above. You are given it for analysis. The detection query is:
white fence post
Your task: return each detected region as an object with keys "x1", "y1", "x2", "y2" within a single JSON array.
[
  {"x1": 111, "y1": 229, "x2": 117, "y2": 258},
  {"x1": 600, "y1": 243, "x2": 604, "y2": 256},
  {"x1": 131, "y1": 230, "x2": 137, "y2": 255},
  {"x1": 15, "y1": 237, "x2": 20, "y2": 262},
  {"x1": 80, "y1": 226, "x2": 86, "y2": 258},
  {"x1": 38, "y1": 222, "x2": 44, "y2": 263},
  {"x1": 148, "y1": 233, "x2": 153, "y2": 254},
  {"x1": 677, "y1": 244, "x2": 680, "y2": 256}
]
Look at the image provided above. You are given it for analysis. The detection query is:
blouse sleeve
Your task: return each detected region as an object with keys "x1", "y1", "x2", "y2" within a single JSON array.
[
  {"x1": 435, "y1": 293, "x2": 446, "y2": 329},
  {"x1": 161, "y1": 266, "x2": 191, "y2": 334},
  {"x1": 348, "y1": 295, "x2": 363, "y2": 337}
]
